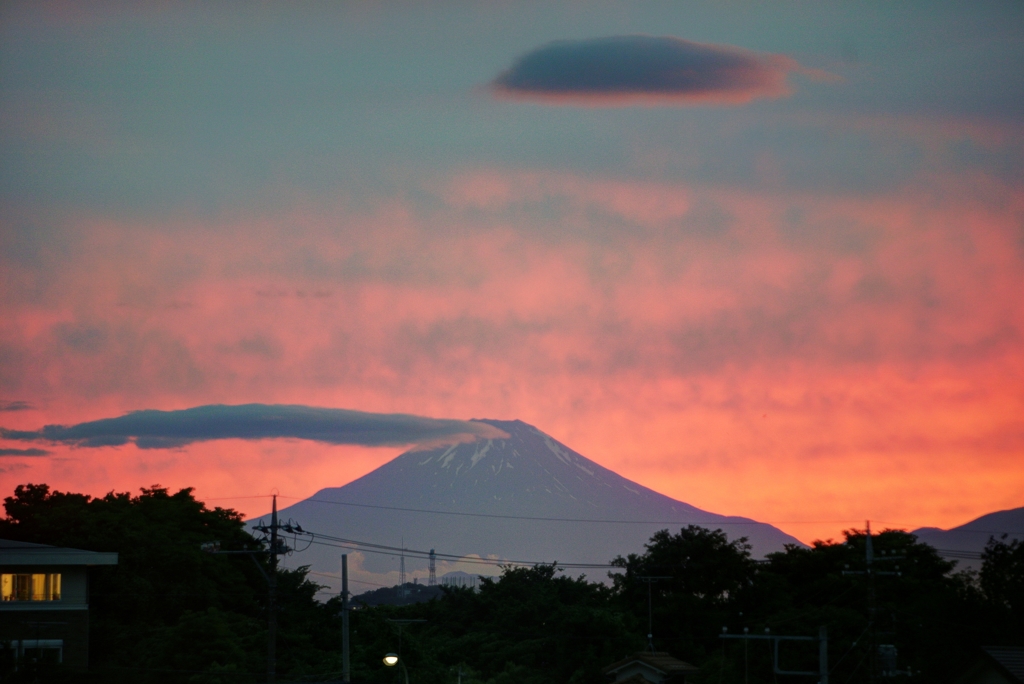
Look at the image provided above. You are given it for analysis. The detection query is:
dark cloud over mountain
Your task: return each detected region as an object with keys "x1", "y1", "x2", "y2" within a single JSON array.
[
  {"x1": 492, "y1": 35, "x2": 814, "y2": 106},
  {"x1": 0, "y1": 404, "x2": 507, "y2": 450}
]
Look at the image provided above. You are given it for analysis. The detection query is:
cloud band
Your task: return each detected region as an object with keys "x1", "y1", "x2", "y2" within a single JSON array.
[
  {"x1": 492, "y1": 35, "x2": 809, "y2": 106},
  {"x1": 0, "y1": 404, "x2": 508, "y2": 450},
  {"x1": 0, "y1": 448, "x2": 51, "y2": 457}
]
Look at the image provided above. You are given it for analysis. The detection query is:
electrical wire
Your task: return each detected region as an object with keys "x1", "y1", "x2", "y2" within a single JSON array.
[
  {"x1": 307, "y1": 529, "x2": 616, "y2": 567},
  {"x1": 302, "y1": 536, "x2": 617, "y2": 570},
  {"x1": 249, "y1": 496, "x2": 1024, "y2": 538},
  {"x1": 222, "y1": 493, "x2": 1024, "y2": 537},
  {"x1": 828, "y1": 625, "x2": 870, "y2": 675},
  {"x1": 274, "y1": 495, "x2": 871, "y2": 526},
  {"x1": 840, "y1": 651, "x2": 869, "y2": 684},
  {"x1": 932, "y1": 549, "x2": 983, "y2": 559},
  {"x1": 268, "y1": 525, "x2": 992, "y2": 580},
  {"x1": 307, "y1": 570, "x2": 389, "y2": 588}
]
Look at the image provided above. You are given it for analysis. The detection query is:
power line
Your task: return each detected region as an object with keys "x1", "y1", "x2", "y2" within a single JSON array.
[
  {"x1": 303, "y1": 536, "x2": 617, "y2": 570},
  {"x1": 276, "y1": 495, "x2": 870, "y2": 526},
  {"x1": 207, "y1": 493, "x2": 1024, "y2": 536},
  {"x1": 307, "y1": 570, "x2": 389, "y2": 588},
  {"x1": 933, "y1": 549, "x2": 983, "y2": 559},
  {"x1": 314, "y1": 530, "x2": 618, "y2": 568}
]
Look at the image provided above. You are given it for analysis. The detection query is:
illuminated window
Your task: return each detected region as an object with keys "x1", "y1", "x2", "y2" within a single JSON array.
[{"x1": 1, "y1": 574, "x2": 61, "y2": 601}]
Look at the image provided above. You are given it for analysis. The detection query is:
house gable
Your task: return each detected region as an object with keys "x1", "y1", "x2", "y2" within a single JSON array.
[{"x1": 604, "y1": 652, "x2": 700, "y2": 684}]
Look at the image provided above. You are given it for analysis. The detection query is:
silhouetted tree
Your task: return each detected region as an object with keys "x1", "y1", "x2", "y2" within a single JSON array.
[
  {"x1": 981, "y1": 535, "x2": 1024, "y2": 637},
  {"x1": 2, "y1": 485, "x2": 1016, "y2": 684},
  {"x1": 611, "y1": 526, "x2": 756, "y2": 666},
  {"x1": 0, "y1": 483, "x2": 339, "y2": 683}
]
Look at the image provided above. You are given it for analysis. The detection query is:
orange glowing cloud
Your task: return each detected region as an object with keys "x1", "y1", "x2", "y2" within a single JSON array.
[{"x1": 1, "y1": 169, "x2": 1022, "y2": 543}]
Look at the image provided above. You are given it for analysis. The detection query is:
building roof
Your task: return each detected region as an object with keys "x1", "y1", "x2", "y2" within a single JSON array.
[
  {"x1": 984, "y1": 647, "x2": 1024, "y2": 683},
  {"x1": 0, "y1": 539, "x2": 118, "y2": 566},
  {"x1": 614, "y1": 673, "x2": 657, "y2": 684},
  {"x1": 604, "y1": 652, "x2": 700, "y2": 676}
]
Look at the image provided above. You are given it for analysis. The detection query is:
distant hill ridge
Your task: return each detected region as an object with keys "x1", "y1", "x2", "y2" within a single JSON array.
[{"x1": 912, "y1": 506, "x2": 1024, "y2": 566}]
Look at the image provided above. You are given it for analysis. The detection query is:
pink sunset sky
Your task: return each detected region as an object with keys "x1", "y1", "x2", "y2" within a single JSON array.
[{"x1": 1, "y1": 1, "x2": 1022, "y2": 546}]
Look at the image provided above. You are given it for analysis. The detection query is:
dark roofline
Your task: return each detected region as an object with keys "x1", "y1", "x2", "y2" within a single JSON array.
[
  {"x1": 0, "y1": 539, "x2": 52, "y2": 550},
  {"x1": 0, "y1": 538, "x2": 118, "y2": 566},
  {"x1": 982, "y1": 646, "x2": 1024, "y2": 683},
  {"x1": 603, "y1": 652, "x2": 700, "y2": 675}
]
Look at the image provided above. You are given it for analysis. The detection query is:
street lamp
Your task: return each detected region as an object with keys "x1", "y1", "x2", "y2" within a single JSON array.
[
  {"x1": 383, "y1": 652, "x2": 409, "y2": 684},
  {"x1": 384, "y1": 618, "x2": 424, "y2": 684}
]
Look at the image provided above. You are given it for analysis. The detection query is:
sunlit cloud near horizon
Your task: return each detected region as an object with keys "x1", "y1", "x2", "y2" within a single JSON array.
[{"x1": 1, "y1": 1, "x2": 1022, "y2": 546}]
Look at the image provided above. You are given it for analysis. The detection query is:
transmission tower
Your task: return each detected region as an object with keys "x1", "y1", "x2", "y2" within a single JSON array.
[{"x1": 428, "y1": 549, "x2": 437, "y2": 586}]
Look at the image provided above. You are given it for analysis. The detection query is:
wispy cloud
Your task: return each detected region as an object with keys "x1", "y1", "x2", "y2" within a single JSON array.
[
  {"x1": 0, "y1": 401, "x2": 33, "y2": 412},
  {"x1": 492, "y1": 35, "x2": 824, "y2": 106},
  {"x1": 0, "y1": 448, "x2": 50, "y2": 457},
  {"x1": 0, "y1": 404, "x2": 508, "y2": 450}
]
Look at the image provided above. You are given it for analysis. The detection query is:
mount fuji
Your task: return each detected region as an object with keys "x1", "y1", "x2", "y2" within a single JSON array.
[{"x1": 265, "y1": 419, "x2": 803, "y2": 590}]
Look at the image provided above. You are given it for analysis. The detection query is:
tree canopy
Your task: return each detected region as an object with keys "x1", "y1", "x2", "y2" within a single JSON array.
[
  {"x1": 1, "y1": 484, "x2": 1020, "y2": 683},
  {"x1": 0, "y1": 483, "x2": 340, "y2": 683}
]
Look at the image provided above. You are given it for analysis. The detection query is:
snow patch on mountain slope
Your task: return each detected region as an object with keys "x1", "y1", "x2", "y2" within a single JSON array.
[
  {"x1": 433, "y1": 444, "x2": 458, "y2": 468},
  {"x1": 543, "y1": 433, "x2": 600, "y2": 478},
  {"x1": 470, "y1": 440, "x2": 492, "y2": 467}
]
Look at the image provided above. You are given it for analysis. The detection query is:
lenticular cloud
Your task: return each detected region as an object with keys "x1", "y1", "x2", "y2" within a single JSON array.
[
  {"x1": 492, "y1": 35, "x2": 808, "y2": 106},
  {"x1": 0, "y1": 404, "x2": 508, "y2": 450}
]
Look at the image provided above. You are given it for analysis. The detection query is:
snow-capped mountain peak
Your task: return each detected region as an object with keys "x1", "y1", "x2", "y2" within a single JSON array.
[{"x1": 270, "y1": 418, "x2": 802, "y2": 585}]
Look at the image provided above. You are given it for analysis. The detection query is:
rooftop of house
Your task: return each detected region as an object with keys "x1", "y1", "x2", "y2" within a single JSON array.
[
  {"x1": 604, "y1": 652, "x2": 700, "y2": 676},
  {"x1": 984, "y1": 646, "x2": 1024, "y2": 683},
  {"x1": 0, "y1": 539, "x2": 118, "y2": 566}
]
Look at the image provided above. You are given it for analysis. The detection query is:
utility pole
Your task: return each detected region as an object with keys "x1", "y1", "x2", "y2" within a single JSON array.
[
  {"x1": 843, "y1": 521, "x2": 902, "y2": 682},
  {"x1": 867, "y1": 522, "x2": 876, "y2": 684},
  {"x1": 637, "y1": 576, "x2": 672, "y2": 651},
  {"x1": 428, "y1": 549, "x2": 436, "y2": 587},
  {"x1": 387, "y1": 619, "x2": 427, "y2": 684},
  {"x1": 204, "y1": 494, "x2": 304, "y2": 684},
  {"x1": 342, "y1": 554, "x2": 351, "y2": 683},
  {"x1": 249, "y1": 494, "x2": 297, "y2": 684},
  {"x1": 744, "y1": 627, "x2": 749, "y2": 684},
  {"x1": 268, "y1": 496, "x2": 278, "y2": 684}
]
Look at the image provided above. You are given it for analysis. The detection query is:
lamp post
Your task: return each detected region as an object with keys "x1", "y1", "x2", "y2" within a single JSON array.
[
  {"x1": 384, "y1": 618, "x2": 425, "y2": 684},
  {"x1": 384, "y1": 653, "x2": 409, "y2": 684}
]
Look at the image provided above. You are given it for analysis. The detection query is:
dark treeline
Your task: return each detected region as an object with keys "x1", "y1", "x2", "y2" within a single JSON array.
[{"x1": 0, "y1": 484, "x2": 1021, "y2": 683}]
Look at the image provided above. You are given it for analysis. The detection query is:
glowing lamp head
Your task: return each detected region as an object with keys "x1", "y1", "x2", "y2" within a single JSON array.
[{"x1": 384, "y1": 654, "x2": 399, "y2": 667}]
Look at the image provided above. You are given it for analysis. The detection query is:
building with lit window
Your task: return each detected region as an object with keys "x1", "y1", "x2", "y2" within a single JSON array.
[{"x1": 0, "y1": 539, "x2": 117, "y2": 672}]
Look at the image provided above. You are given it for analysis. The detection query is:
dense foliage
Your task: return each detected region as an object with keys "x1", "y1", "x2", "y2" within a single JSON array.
[
  {"x1": 1, "y1": 483, "x2": 1020, "y2": 683},
  {"x1": 0, "y1": 484, "x2": 341, "y2": 683}
]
